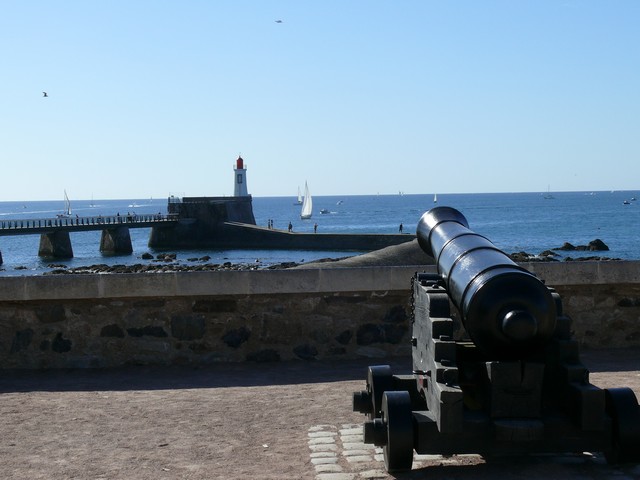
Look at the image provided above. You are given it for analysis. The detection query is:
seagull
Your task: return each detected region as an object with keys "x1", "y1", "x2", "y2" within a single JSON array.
[
  {"x1": 275, "y1": 19, "x2": 283, "y2": 23},
  {"x1": 42, "y1": 92, "x2": 48, "y2": 97}
]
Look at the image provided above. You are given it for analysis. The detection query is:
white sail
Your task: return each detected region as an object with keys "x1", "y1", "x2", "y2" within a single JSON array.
[
  {"x1": 63, "y1": 190, "x2": 71, "y2": 215},
  {"x1": 294, "y1": 186, "x2": 302, "y2": 205},
  {"x1": 300, "y1": 182, "x2": 312, "y2": 219},
  {"x1": 433, "y1": 193, "x2": 437, "y2": 203},
  {"x1": 57, "y1": 190, "x2": 72, "y2": 218}
]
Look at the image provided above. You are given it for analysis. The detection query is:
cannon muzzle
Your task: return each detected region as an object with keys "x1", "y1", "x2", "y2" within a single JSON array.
[{"x1": 416, "y1": 207, "x2": 556, "y2": 356}]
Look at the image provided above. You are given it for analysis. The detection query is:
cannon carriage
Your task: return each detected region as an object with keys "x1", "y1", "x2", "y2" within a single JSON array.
[{"x1": 352, "y1": 207, "x2": 640, "y2": 472}]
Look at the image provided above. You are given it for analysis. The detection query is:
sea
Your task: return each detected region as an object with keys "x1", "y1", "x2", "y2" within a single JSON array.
[{"x1": 0, "y1": 191, "x2": 639, "y2": 276}]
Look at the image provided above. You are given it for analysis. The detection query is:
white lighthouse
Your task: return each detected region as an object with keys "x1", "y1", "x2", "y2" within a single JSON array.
[{"x1": 233, "y1": 155, "x2": 249, "y2": 197}]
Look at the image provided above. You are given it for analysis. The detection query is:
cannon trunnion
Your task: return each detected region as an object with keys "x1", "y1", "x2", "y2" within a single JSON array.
[{"x1": 352, "y1": 207, "x2": 640, "y2": 472}]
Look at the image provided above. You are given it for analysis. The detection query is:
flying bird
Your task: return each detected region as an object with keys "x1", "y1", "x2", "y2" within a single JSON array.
[
  {"x1": 275, "y1": 19, "x2": 283, "y2": 23},
  {"x1": 42, "y1": 91, "x2": 48, "y2": 97}
]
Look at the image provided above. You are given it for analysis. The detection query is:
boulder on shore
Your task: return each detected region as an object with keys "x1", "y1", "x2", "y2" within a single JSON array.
[{"x1": 555, "y1": 239, "x2": 609, "y2": 252}]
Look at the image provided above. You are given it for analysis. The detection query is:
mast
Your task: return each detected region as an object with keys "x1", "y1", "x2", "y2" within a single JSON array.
[{"x1": 64, "y1": 190, "x2": 71, "y2": 215}]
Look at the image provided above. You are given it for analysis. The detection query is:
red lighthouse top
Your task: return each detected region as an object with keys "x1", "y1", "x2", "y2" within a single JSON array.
[{"x1": 236, "y1": 156, "x2": 244, "y2": 169}]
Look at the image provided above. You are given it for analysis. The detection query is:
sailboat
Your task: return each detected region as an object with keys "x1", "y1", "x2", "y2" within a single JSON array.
[
  {"x1": 300, "y1": 181, "x2": 312, "y2": 219},
  {"x1": 433, "y1": 193, "x2": 438, "y2": 203},
  {"x1": 57, "y1": 190, "x2": 72, "y2": 218},
  {"x1": 294, "y1": 186, "x2": 303, "y2": 205}
]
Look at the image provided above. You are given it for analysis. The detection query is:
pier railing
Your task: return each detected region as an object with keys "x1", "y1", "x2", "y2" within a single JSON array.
[{"x1": 0, "y1": 213, "x2": 178, "y2": 236}]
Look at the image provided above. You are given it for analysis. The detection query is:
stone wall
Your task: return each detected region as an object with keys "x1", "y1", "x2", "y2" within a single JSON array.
[{"x1": 0, "y1": 262, "x2": 639, "y2": 369}]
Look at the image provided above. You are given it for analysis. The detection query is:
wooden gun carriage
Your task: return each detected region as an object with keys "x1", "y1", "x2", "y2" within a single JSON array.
[{"x1": 352, "y1": 206, "x2": 640, "y2": 472}]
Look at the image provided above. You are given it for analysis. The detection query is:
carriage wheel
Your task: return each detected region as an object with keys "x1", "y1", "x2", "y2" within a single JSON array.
[
  {"x1": 367, "y1": 365, "x2": 394, "y2": 419},
  {"x1": 382, "y1": 390, "x2": 414, "y2": 472},
  {"x1": 604, "y1": 387, "x2": 640, "y2": 464}
]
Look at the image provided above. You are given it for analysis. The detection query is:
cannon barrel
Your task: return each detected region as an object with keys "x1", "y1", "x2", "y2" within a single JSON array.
[{"x1": 416, "y1": 206, "x2": 556, "y2": 356}]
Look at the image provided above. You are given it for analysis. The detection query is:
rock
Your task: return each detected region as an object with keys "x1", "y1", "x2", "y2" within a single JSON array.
[
  {"x1": 335, "y1": 330, "x2": 353, "y2": 345},
  {"x1": 222, "y1": 327, "x2": 251, "y2": 348},
  {"x1": 508, "y1": 251, "x2": 560, "y2": 263},
  {"x1": 10, "y1": 329, "x2": 34, "y2": 353},
  {"x1": 52, "y1": 333, "x2": 72, "y2": 353},
  {"x1": 356, "y1": 324, "x2": 383, "y2": 345},
  {"x1": 171, "y1": 315, "x2": 205, "y2": 341},
  {"x1": 565, "y1": 256, "x2": 620, "y2": 262},
  {"x1": 588, "y1": 239, "x2": 609, "y2": 251},
  {"x1": 126, "y1": 326, "x2": 168, "y2": 338},
  {"x1": 509, "y1": 251, "x2": 533, "y2": 262},
  {"x1": 554, "y1": 239, "x2": 609, "y2": 252},
  {"x1": 35, "y1": 304, "x2": 66, "y2": 324},
  {"x1": 101, "y1": 324, "x2": 125, "y2": 338}
]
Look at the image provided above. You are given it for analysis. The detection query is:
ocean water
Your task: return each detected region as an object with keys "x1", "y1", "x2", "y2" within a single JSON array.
[{"x1": 0, "y1": 191, "x2": 639, "y2": 276}]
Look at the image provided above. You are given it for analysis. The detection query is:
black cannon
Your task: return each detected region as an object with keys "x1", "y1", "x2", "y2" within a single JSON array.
[{"x1": 352, "y1": 206, "x2": 640, "y2": 472}]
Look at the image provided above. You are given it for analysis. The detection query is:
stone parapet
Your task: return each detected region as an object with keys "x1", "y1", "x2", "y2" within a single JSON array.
[{"x1": 0, "y1": 261, "x2": 639, "y2": 369}]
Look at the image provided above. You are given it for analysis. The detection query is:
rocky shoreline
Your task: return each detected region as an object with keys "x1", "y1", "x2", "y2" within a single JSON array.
[
  {"x1": 39, "y1": 238, "x2": 619, "y2": 275},
  {"x1": 0, "y1": 237, "x2": 621, "y2": 275}
]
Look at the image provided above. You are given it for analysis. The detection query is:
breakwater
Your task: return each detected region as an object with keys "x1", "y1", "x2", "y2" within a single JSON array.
[
  {"x1": 1, "y1": 261, "x2": 639, "y2": 369},
  {"x1": 149, "y1": 195, "x2": 413, "y2": 251}
]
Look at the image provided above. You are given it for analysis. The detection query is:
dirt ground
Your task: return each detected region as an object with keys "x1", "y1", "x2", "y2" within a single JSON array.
[{"x1": 1, "y1": 348, "x2": 639, "y2": 480}]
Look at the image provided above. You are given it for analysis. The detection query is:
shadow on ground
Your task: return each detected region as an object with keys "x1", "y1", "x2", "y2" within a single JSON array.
[
  {"x1": 0, "y1": 356, "x2": 409, "y2": 393},
  {"x1": 0, "y1": 348, "x2": 637, "y2": 394}
]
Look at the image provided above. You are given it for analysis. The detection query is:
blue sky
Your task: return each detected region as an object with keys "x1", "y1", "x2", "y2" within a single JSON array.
[{"x1": 1, "y1": 1, "x2": 639, "y2": 201}]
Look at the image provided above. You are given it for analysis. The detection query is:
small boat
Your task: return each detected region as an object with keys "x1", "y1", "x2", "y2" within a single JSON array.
[
  {"x1": 320, "y1": 208, "x2": 330, "y2": 214},
  {"x1": 57, "y1": 190, "x2": 72, "y2": 218},
  {"x1": 300, "y1": 182, "x2": 312, "y2": 219},
  {"x1": 336, "y1": 200, "x2": 343, "y2": 205},
  {"x1": 294, "y1": 186, "x2": 303, "y2": 205},
  {"x1": 433, "y1": 193, "x2": 437, "y2": 203},
  {"x1": 631, "y1": 197, "x2": 637, "y2": 201},
  {"x1": 543, "y1": 185, "x2": 555, "y2": 199},
  {"x1": 623, "y1": 200, "x2": 631, "y2": 205}
]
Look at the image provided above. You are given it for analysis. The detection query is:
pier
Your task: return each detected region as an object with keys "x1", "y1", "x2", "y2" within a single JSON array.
[
  {"x1": 1, "y1": 157, "x2": 414, "y2": 263},
  {"x1": 0, "y1": 213, "x2": 177, "y2": 259}
]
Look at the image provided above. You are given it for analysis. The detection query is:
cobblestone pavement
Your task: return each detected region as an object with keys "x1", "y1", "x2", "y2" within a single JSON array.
[{"x1": 307, "y1": 423, "x2": 640, "y2": 480}]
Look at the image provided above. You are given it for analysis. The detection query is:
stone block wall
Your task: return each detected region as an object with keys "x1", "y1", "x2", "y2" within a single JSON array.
[
  {"x1": 552, "y1": 284, "x2": 640, "y2": 347},
  {"x1": 0, "y1": 262, "x2": 639, "y2": 369},
  {"x1": 1, "y1": 291, "x2": 412, "y2": 369}
]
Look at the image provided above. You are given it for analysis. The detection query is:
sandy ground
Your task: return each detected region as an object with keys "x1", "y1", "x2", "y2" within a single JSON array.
[{"x1": 1, "y1": 349, "x2": 639, "y2": 480}]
